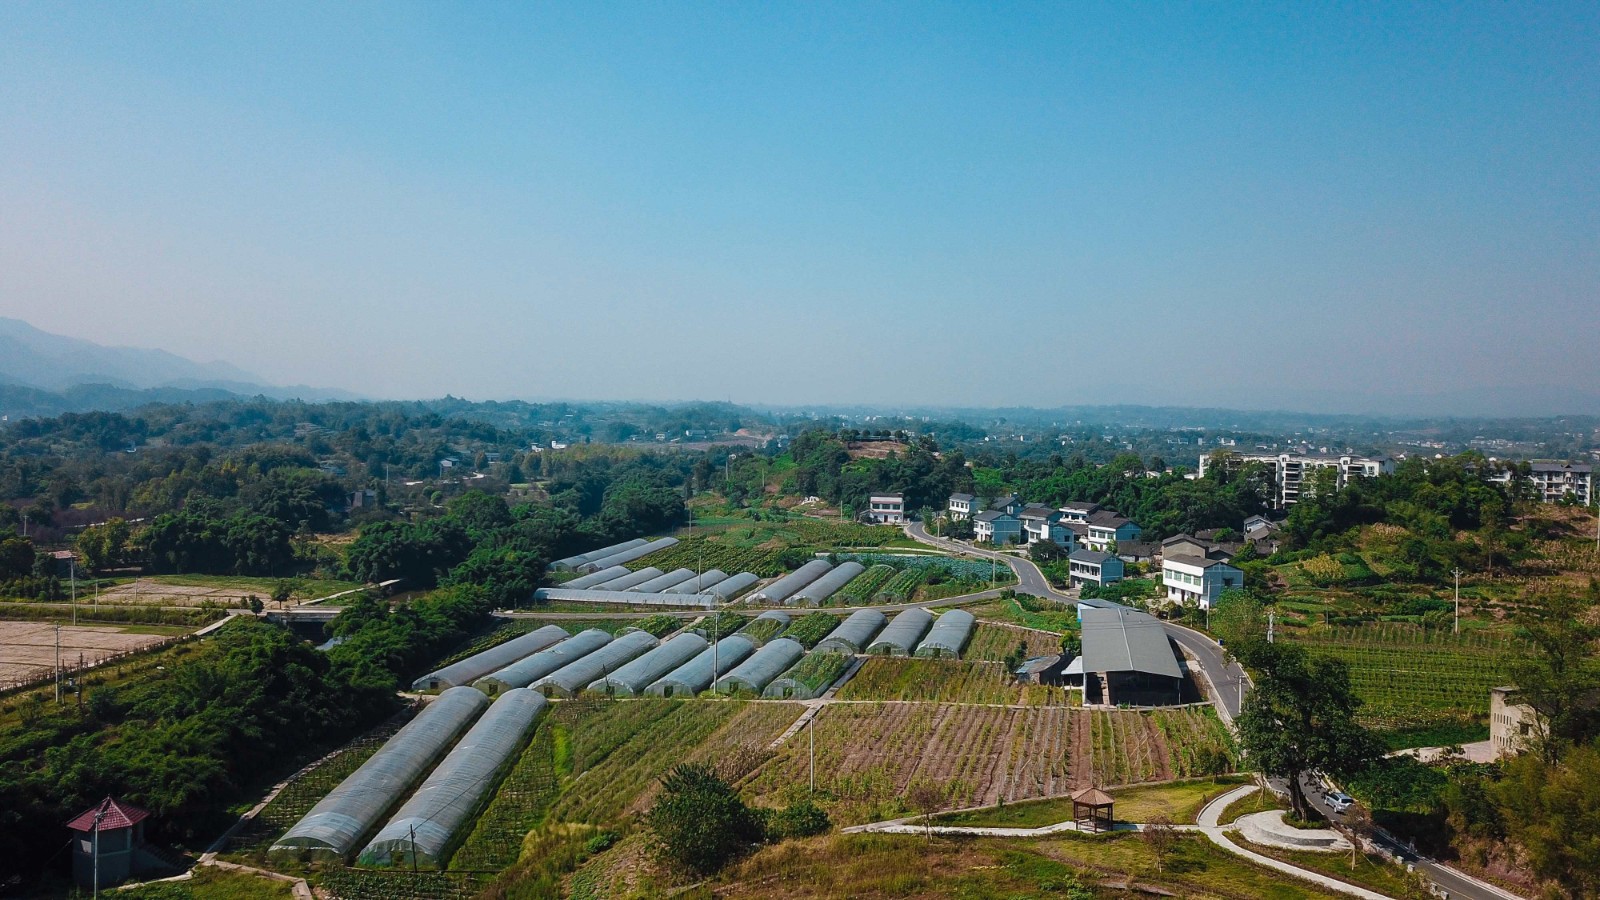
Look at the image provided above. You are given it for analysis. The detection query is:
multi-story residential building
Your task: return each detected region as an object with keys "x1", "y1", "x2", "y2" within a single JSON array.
[
  {"x1": 1487, "y1": 461, "x2": 1593, "y2": 505},
  {"x1": 1068, "y1": 549, "x2": 1124, "y2": 589},
  {"x1": 1198, "y1": 452, "x2": 1394, "y2": 509},
  {"x1": 865, "y1": 493, "x2": 905, "y2": 524},
  {"x1": 947, "y1": 493, "x2": 982, "y2": 520},
  {"x1": 1489, "y1": 687, "x2": 1537, "y2": 757},
  {"x1": 1019, "y1": 507, "x2": 1076, "y2": 548},
  {"x1": 1161, "y1": 554, "x2": 1244, "y2": 610},
  {"x1": 974, "y1": 510, "x2": 1023, "y2": 545},
  {"x1": 1084, "y1": 510, "x2": 1142, "y2": 552}
]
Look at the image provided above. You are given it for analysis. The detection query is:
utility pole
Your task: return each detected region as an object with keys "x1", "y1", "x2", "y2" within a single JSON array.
[
  {"x1": 809, "y1": 715, "x2": 816, "y2": 793},
  {"x1": 92, "y1": 807, "x2": 105, "y2": 900},
  {"x1": 409, "y1": 823, "x2": 418, "y2": 875},
  {"x1": 1267, "y1": 612, "x2": 1275, "y2": 644},
  {"x1": 55, "y1": 624, "x2": 62, "y2": 704},
  {"x1": 70, "y1": 560, "x2": 77, "y2": 627},
  {"x1": 1452, "y1": 567, "x2": 1463, "y2": 635}
]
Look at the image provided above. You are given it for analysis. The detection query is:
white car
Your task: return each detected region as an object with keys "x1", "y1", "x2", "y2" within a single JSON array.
[{"x1": 1325, "y1": 791, "x2": 1354, "y2": 813}]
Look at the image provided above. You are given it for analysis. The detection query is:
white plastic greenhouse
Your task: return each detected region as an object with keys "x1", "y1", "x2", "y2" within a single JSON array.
[
  {"x1": 645, "y1": 636, "x2": 755, "y2": 697},
  {"x1": 357, "y1": 689, "x2": 547, "y2": 868},
  {"x1": 578, "y1": 537, "x2": 678, "y2": 573},
  {"x1": 586, "y1": 632, "x2": 709, "y2": 696},
  {"x1": 708, "y1": 572, "x2": 760, "y2": 600},
  {"x1": 627, "y1": 568, "x2": 697, "y2": 593},
  {"x1": 271, "y1": 687, "x2": 488, "y2": 857},
  {"x1": 866, "y1": 607, "x2": 934, "y2": 656},
  {"x1": 790, "y1": 562, "x2": 866, "y2": 605},
  {"x1": 593, "y1": 567, "x2": 664, "y2": 590},
  {"x1": 814, "y1": 608, "x2": 887, "y2": 654},
  {"x1": 714, "y1": 637, "x2": 804, "y2": 695},
  {"x1": 664, "y1": 570, "x2": 729, "y2": 594},
  {"x1": 531, "y1": 630, "x2": 659, "y2": 697},
  {"x1": 913, "y1": 609, "x2": 976, "y2": 658},
  {"x1": 561, "y1": 565, "x2": 631, "y2": 590},
  {"x1": 551, "y1": 538, "x2": 647, "y2": 572},
  {"x1": 749, "y1": 559, "x2": 831, "y2": 603},
  {"x1": 473, "y1": 628, "x2": 612, "y2": 697},
  {"x1": 410, "y1": 625, "x2": 569, "y2": 691},
  {"x1": 737, "y1": 609, "x2": 791, "y2": 646}
]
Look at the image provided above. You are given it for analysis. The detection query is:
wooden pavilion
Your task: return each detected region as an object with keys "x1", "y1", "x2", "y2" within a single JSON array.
[{"x1": 1070, "y1": 787, "x2": 1114, "y2": 833}]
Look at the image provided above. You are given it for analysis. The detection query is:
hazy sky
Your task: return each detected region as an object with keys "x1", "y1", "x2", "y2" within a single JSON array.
[{"x1": 1, "y1": 3, "x2": 1596, "y2": 413}]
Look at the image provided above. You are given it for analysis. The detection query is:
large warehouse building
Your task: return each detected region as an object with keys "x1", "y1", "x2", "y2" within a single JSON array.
[{"x1": 1078, "y1": 605, "x2": 1185, "y2": 706}]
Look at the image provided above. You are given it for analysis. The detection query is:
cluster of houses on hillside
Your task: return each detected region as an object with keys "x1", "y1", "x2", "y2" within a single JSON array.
[
  {"x1": 1198, "y1": 451, "x2": 1595, "y2": 508},
  {"x1": 945, "y1": 492, "x2": 1276, "y2": 610}
]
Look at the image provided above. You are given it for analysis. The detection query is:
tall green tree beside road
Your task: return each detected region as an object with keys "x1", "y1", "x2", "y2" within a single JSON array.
[
  {"x1": 1506, "y1": 587, "x2": 1600, "y2": 763},
  {"x1": 1235, "y1": 640, "x2": 1383, "y2": 820}
]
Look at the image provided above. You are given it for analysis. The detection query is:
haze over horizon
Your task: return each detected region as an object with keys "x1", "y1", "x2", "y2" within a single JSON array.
[{"x1": 2, "y1": 4, "x2": 1596, "y2": 416}]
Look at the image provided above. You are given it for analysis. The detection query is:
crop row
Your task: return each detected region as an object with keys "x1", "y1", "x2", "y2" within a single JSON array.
[
  {"x1": 782, "y1": 612, "x2": 841, "y2": 648},
  {"x1": 965, "y1": 623, "x2": 1062, "y2": 663},
  {"x1": 836, "y1": 658, "x2": 1075, "y2": 707},
  {"x1": 838, "y1": 552, "x2": 1003, "y2": 582},
  {"x1": 874, "y1": 568, "x2": 928, "y2": 602},
  {"x1": 633, "y1": 536, "x2": 788, "y2": 578},
  {"x1": 449, "y1": 720, "x2": 560, "y2": 871},
  {"x1": 773, "y1": 652, "x2": 852, "y2": 695}
]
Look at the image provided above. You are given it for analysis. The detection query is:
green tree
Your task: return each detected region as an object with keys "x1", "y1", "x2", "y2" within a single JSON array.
[
  {"x1": 1505, "y1": 588, "x2": 1600, "y2": 763},
  {"x1": 646, "y1": 763, "x2": 764, "y2": 877},
  {"x1": 76, "y1": 517, "x2": 133, "y2": 571},
  {"x1": 1235, "y1": 641, "x2": 1383, "y2": 820}
]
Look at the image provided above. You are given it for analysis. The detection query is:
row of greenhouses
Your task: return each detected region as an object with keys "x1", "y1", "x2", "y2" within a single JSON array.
[
  {"x1": 746, "y1": 554, "x2": 995, "y2": 606},
  {"x1": 538, "y1": 563, "x2": 763, "y2": 607},
  {"x1": 272, "y1": 685, "x2": 548, "y2": 867}
]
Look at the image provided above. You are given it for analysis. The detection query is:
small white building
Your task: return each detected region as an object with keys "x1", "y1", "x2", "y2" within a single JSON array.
[
  {"x1": 866, "y1": 493, "x2": 905, "y2": 524},
  {"x1": 1161, "y1": 554, "x2": 1243, "y2": 610},
  {"x1": 1489, "y1": 686, "x2": 1538, "y2": 757},
  {"x1": 1058, "y1": 501, "x2": 1101, "y2": 524}
]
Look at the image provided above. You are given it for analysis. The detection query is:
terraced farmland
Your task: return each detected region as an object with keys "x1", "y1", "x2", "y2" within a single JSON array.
[
  {"x1": 965, "y1": 622, "x2": 1064, "y2": 662},
  {"x1": 1291, "y1": 624, "x2": 1521, "y2": 732}
]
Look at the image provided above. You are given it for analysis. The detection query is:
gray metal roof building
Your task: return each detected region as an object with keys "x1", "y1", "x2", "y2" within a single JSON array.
[
  {"x1": 645, "y1": 636, "x2": 755, "y2": 697},
  {"x1": 531, "y1": 630, "x2": 658, "y2": 698},
  {"x1": 714, "y1": 637, "x2": 805, "y2": 695},
  {"x1": 410, "y1": 625, "x2": 570, "y2": 691},
  {"x1": 1078, "y1": 605, "x2": 1184, "y2": 706},
  {"x1": 357, "y1": 689, "x2": 546, "y2": 867},
  {"x1": 578, "y1": 537, "x2": 678, "y2": 573},
  {"x1": 593, "y1": 567, "x2": 664, "y2": 591},
  {"x1": 708, "y1": 572, "x2": 760, "y2": 600},
  {"x1": 562, "y1": 565, "x2": 631, "y2": 590},
  {"x1": 790, "y1": 562, "x2": 866, "y2": 605},
  {"x1": 272, "y1": 687, "x2": 488, "y2": 857},
  {"x1": 586, "y1": 632, "x2": 709, "y2": 696},
  {"x1": 628, "y1": 568, "x2": 698, "y2": 593},
  {"x1": 552, "y1": 538, "x2": 648, "y2": 572},
  {"x1": 749, "y1": 559, "x2": 832, "y2": 603},
  {"x1": 665, "y1": 570, "x2": 729, "y2": 594},
  {"x1": 914, "y1": 609, "x2": 976, "y2": 659},
  {"x1": 474, "y1": 629, "x2": 611, "y2": 697},
  {"x1": 814, "y1": 608, "x2": 887, "y2": 654},
  {"x1": 866, "y1": 607, "x2": 934, "y2": 656}
]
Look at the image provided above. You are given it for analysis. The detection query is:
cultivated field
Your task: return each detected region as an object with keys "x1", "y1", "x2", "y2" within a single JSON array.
[
  {"x1": 965, "y1": 622, "x2": 1064, "y2": 661},
  {"x1": 87, "y1": 575, "x2": 364, "y2": 609},
  {"x1": 1290, "y1": 624, "x2": 1519, "y2": 735},
  {"x1": 836, "y1": 658, "x2": 1076, "y2": 706},
  {"x1": 0, "y1": 621, "x2": 172, "y2": 686}
]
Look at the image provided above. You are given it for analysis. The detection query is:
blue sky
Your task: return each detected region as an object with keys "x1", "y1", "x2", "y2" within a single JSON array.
[{"x1": 1, "y1": 2, "x2": 1595, "y2": 413}]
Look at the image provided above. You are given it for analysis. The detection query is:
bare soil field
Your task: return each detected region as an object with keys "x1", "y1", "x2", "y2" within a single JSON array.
[{"x1": 0, "y1": 622, "x2": 169, "y2": 685}]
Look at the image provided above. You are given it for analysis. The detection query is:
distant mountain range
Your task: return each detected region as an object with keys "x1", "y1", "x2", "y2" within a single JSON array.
[{"x1": 0, "y1": 317, "x2": 356, "y2": 417}]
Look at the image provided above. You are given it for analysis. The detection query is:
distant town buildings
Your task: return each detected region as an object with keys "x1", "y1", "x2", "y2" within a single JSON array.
[{"x1": 1198, "y1": 452, "x2": 1394, "y2": 509}]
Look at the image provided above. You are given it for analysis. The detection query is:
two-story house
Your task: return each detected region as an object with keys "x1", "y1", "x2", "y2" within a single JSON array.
[
  {"x1": 1084, "y1": 510, "x2": 1142, "y2": 552},
  {"x1": 1058, "y1": 501, "x2": 1101, "y2": 524},
  {"x1": 947, "y1": 493, "x2": 982, "y2": 520},
  {"x1": 1161, "y1": 554, "x2": 1244, "y2": 609},
  {"x1": 1068, "y1": 549, "x2": 1125, "y2": 588},
  {"x1": 974, "y1": 510, "x2": 1023, "y2": 545},
  {"x1": 1019, "y1": 506, "x2": 1076, "y2": 548},
  {"x1": 865, "y1": 492, "x2": 905, "y2": 524}
]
